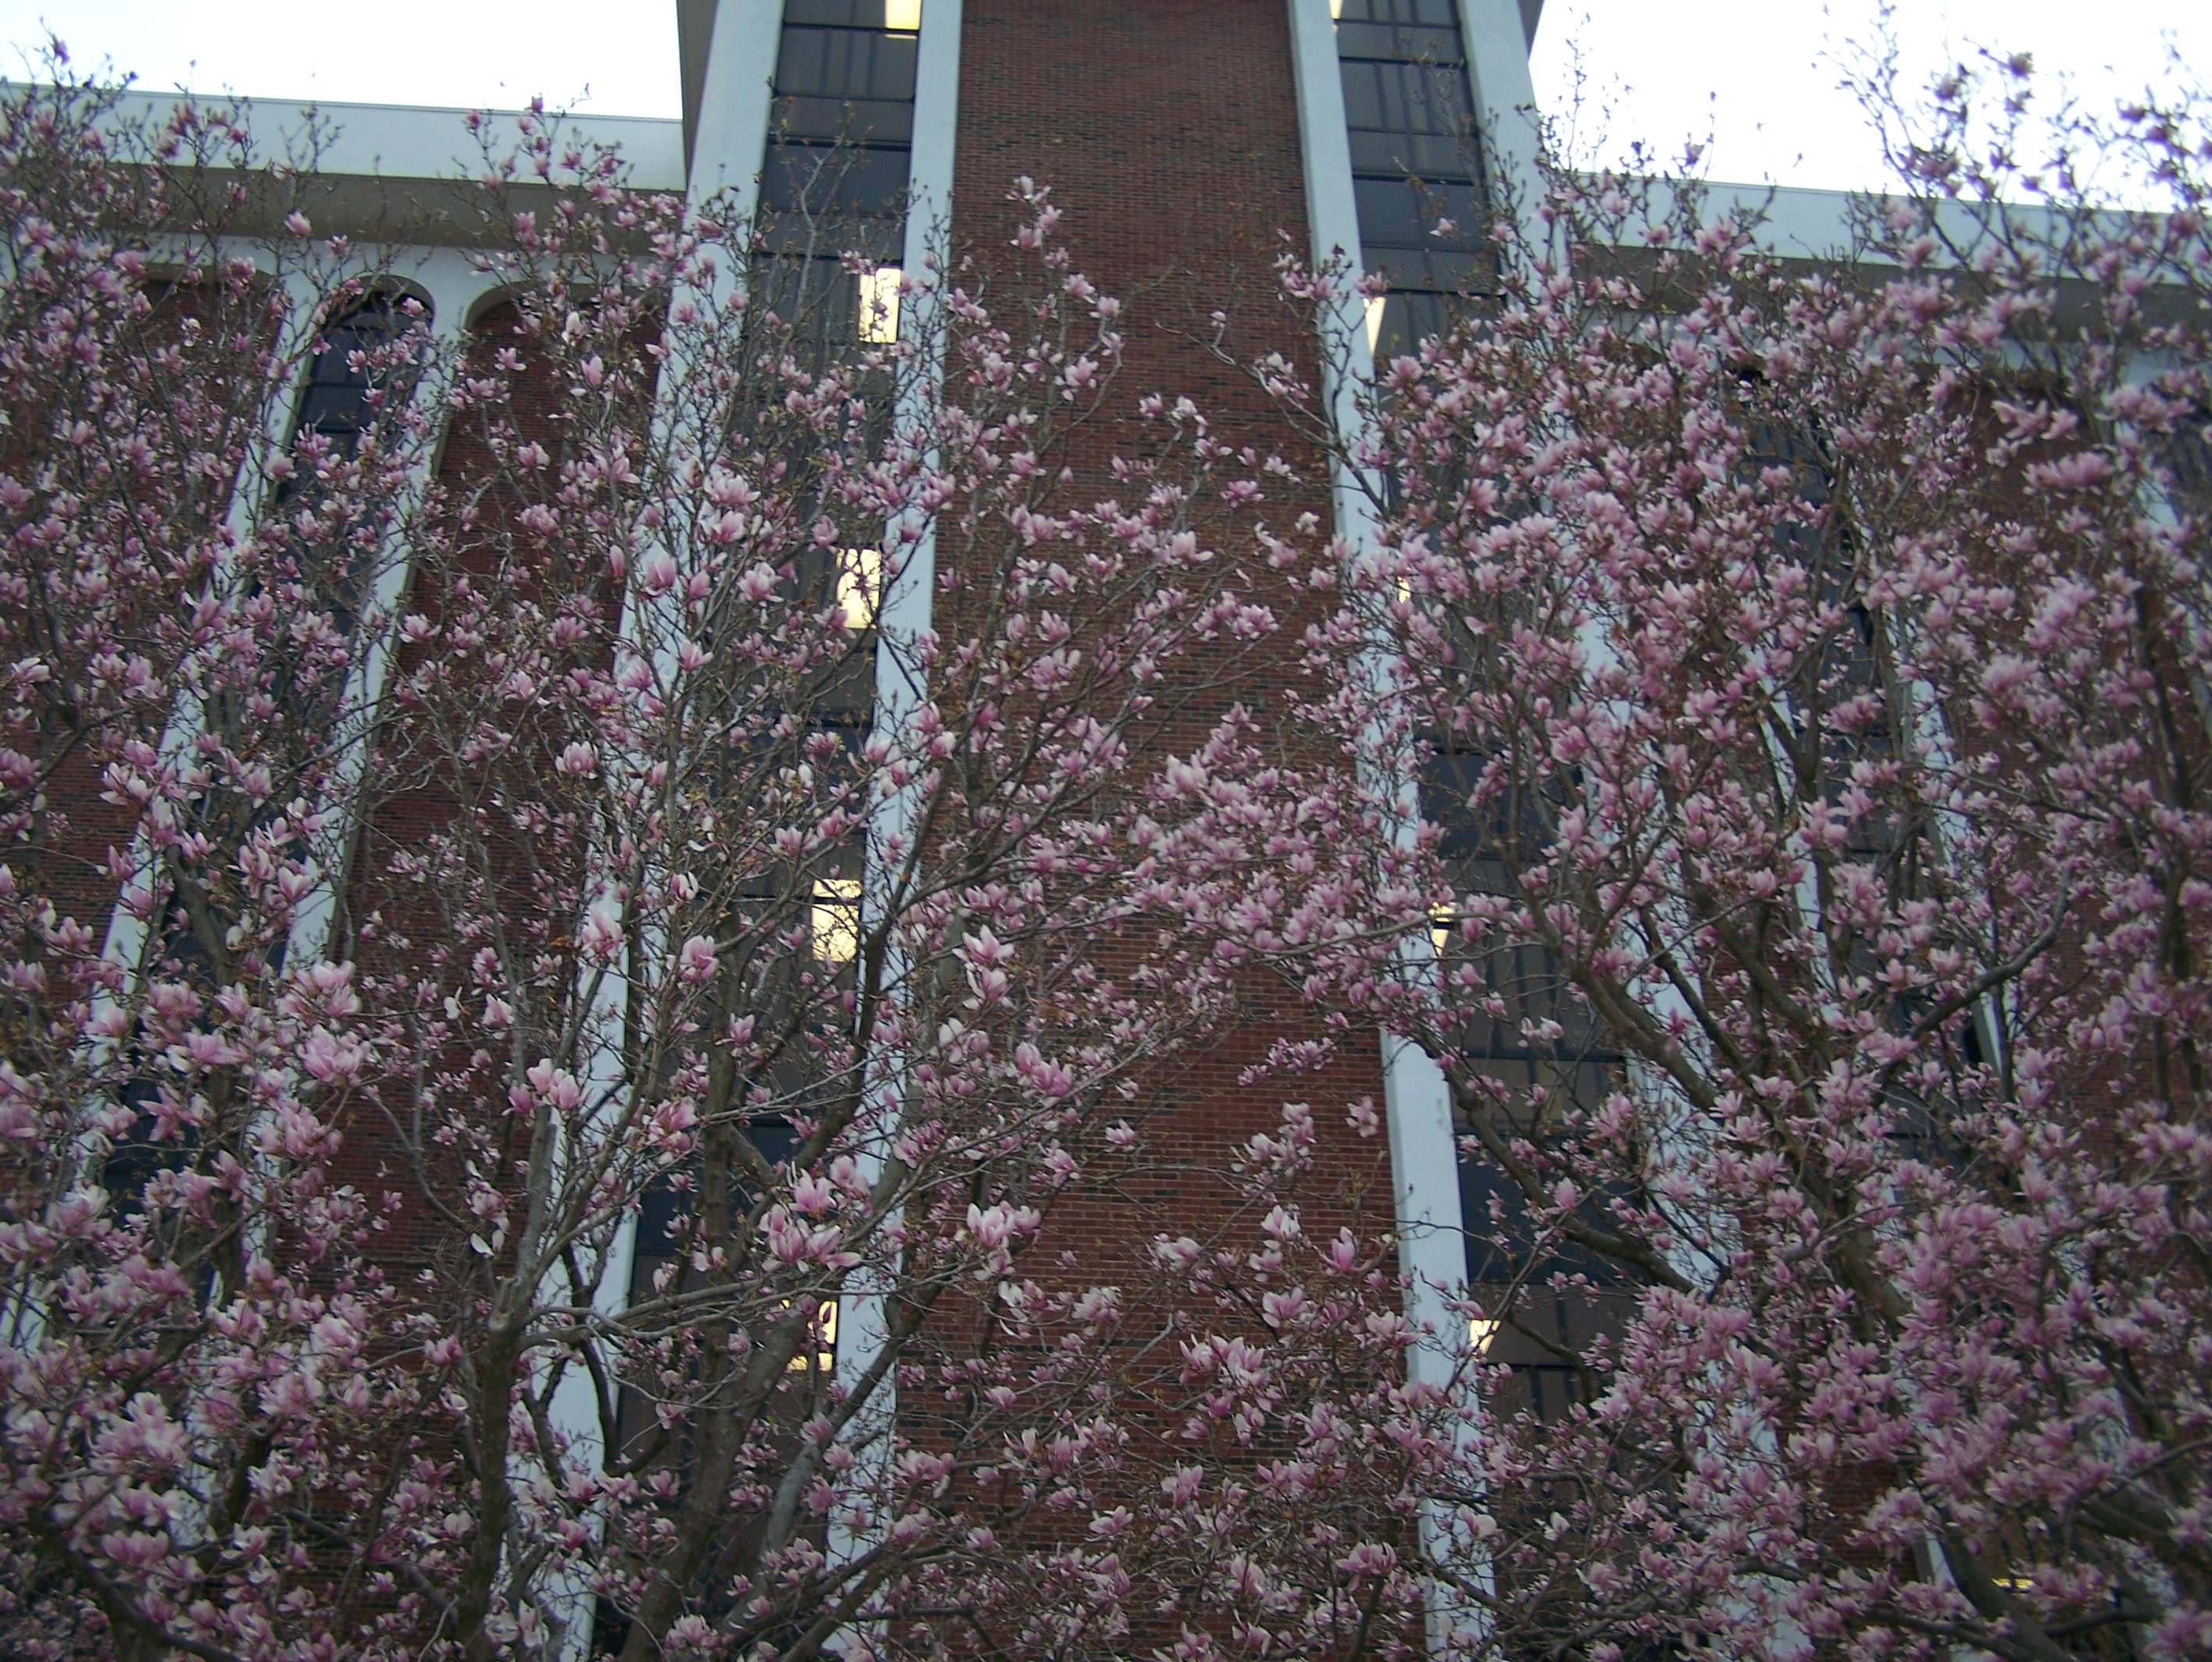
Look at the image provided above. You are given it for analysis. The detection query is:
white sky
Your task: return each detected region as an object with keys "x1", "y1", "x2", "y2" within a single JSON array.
[
  {"x1": 1530, "y1": 2, "x2": 2205, "y2": 197},
  {"x1": 1, "y1": 2, "x2": 683, "y2": 116},
  {"x1": 0, "y1": 2, "x2": 2202, "y2": 194}
]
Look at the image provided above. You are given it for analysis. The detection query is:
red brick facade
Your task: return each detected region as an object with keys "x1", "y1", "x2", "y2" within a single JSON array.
[{"x1": 947, "y1": 0, "x2": 1397, "y2": 1268}]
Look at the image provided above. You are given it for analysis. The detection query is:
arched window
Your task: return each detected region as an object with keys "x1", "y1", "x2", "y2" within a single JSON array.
[
  {"x1": 276, "y1": 288, "x2": 433, "y2": 643},
  {"x1": 289, "y1": 288, "x2": 430, "y2": 455}
]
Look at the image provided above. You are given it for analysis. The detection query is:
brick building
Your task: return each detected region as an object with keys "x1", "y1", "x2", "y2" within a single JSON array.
[
  {"x1": 26, "y1": 2, "x2": 2071, "y2": 1654},
  {"x1": 668, "y1": 0, "x2": 1587, "y2": 1545}
]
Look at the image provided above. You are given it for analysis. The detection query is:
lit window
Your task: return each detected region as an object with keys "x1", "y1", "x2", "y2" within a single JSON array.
[
  {"x1": 858, "y1": 265, "x2": 901, "y2": 344},
  {"x1": 812, "y1": 877, "x2": 862, "y2": 964},
  {"x1": 1468, "y1": 1316, "x2": 1499, "y2": 1357},
  {"x1": 837, "y1": 546, "x2": 883, "y2": 629},
  {"x1": 884, "y1": 0, "x2": 921, "y2": 32},
  {"x1": 1365, "y1": 293, "x2": 1386, "y2": 354},
  {"x1": 787, "y1": 1297, "x2": 838, "y2": 1371},
  {"x1": 1430, "y1": 909, "x2": 1456, "y2": 961}
]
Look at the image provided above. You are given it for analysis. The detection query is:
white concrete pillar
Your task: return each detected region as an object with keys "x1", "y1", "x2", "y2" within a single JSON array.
[{"x1": 1286, "y1": 2, "x2": 1497, "y2": 1650}]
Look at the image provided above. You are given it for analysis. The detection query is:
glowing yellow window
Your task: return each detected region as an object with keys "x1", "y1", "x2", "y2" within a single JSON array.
[
  {"x1": 812, "y1": 877, "x2": 862, "y2": 965},
  {"x1": 837, "y1": 546, "x2": 883, "y2": 629},
  {"x1": 787, "y1": 1297, "x2": 838, "y2": 1371},
  {"x1": 858, "y1": 266, "x2": 901, "y2": 344},
  {"x1": 884, "y1": 0, "x2": 921, "y2": 32}
]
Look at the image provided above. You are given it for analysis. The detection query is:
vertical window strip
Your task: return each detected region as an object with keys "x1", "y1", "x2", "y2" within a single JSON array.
[
  {"x1": 765, "y1": 0, "x2": 920, "y2": 362},
  {"x1": 1330, "y1": 0, "x2": 1492, "y2": 358},
  {"x1": 614, "y1": 2, "x2": 929, "y2": 1434}
]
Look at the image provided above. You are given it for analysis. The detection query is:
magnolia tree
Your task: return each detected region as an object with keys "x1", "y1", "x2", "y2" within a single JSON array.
[
  {"x1": 0, "y1": 66, "x2": 1457, "y2": 1661},
  {"x1": 1184, "y1": 46, "x2": 2212, "y2": 1662},
  {"x1": 6, "y1": 33, "x2": 2212, "y2": 1662}
]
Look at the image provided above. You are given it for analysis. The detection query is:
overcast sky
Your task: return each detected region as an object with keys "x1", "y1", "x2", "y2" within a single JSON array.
[{"x1": 0, "y1": 2, "x2": 2200, "y2": 194}]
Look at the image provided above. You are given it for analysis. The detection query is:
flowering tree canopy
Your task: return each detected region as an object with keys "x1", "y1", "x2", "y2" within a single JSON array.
[
  {"x1": 0, "y1": 64, "x2": 1418, "y2": 1661},
  {"x1": 0, "y1": 34, "x2": 2208, "y2": 1662},
  {"x1": 1206, "y1": 48, "x2": 2212, "y2": 1662}
]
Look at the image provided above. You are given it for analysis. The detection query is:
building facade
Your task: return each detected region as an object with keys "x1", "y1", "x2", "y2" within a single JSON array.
[{"x1": 21, "y1": 2, "x2": 2138, "y2": 1656}]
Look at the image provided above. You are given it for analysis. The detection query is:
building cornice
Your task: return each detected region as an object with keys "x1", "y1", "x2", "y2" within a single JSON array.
[{"x1": 35, "y1": 85, "x2": 687, "y2": 245}]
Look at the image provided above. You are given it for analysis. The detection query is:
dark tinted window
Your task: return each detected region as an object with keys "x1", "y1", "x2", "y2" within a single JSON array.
[
  {"x1": 759, "y1": 142, "x2": 913, "y2": 248},
  {"x1": 2167, "y1": 405, "x2": 2212, "y2": 523},
  {"x1": 1333, "y1": 0, "x2": 1494, "y2": 354},
  {"x1": 783, "y1": 0, "x2": 918, "y2": 26},
  {"x1": 762, "y1": 0, "x2": 919, "y2": 368},
  {"x1": 774, "y1": 26, "x2": 918, "y2": 142},
  {"x1": 291, "y1": 291, "x2": 426, "y2": 450}
]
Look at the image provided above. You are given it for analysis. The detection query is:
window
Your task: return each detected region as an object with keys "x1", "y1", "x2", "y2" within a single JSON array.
[
  {"x1": 855, "y1": 265, "x2": 901, "y2": 344},
  {"x1": 620, "y1": 1122, "x2": 821, "y2": 1376},
  {"x1": 597, "y1": 1117, "x2": 833, "y2": 1653},
  {"x1": 762, "y1": 0, "x2": 919, "y2": 365},
  {"x1": 99, "y1": 890, "x2": 227, "y2": 1286},
  {"x1": 810, "y1": 875, "x2": 862, "y2": 965},
  {"x1": 280, "y1": 289, "x2": 434, "y2": 642},
  {"x1": 1333, "y1": 0, "x2": 1494, "y2": 358},
  {"x1": 1736, "y1": 392, "x2": 1902, "y2": 859},
  {"x1": 288, "y1": 289, "x2": 429, "y2": 459},
  {"x1": 772, "y1": 4, "x2": 919, "y2": 148},
  {"x1": 836, "y1": 544, "x2": 884, "y2": 631},
  {"x1": 93, "y1": 294, "x2": 437, "y2": 1248},
  {"x1": 2164, "y1": 402, "x2": 2212, "y2": 530},
  {"x1": 1467, "y1": 1277, "x2": 1638, "y2": 1424},
  {"x1": 1419, "y1": 744, "x2": 1636, "y2": 1426}
]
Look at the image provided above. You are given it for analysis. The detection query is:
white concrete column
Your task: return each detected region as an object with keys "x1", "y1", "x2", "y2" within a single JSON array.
[
  {"x1": 1457, "y1": 0, "x2": 1543, "y2": 184},
  {"x1": 688, "y1": 0, "x2": 786, "y2": 210},
  {"x1": 1286, "y1": 0, "x2": 1373, "y2": 379},
  {"x1": 94, "y1": 260, "x2": 326, "y2": 992},
  {"x1": 544, "y1": 8, "x2": 789, "y2": 1655},
  {"x1": 1285, "y1": 0, "x2": 1468, "y2": 1361},
  {"x1": 1287, "y1": 2, "x2": 1492, "y2": 1650}
]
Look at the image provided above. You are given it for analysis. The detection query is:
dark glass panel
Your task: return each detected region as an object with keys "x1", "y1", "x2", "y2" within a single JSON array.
[
  {"x1": 774, "y1": 25, "x2": 919, "y2": 104},
  {"x1": 1335, "y1": 0, "x2": 1459, "y2": 24},
  {"x1": 1351, "y1": 177, "x2": 1485, "y2": 253},
  {"x1": 784, "y1": 0, "x2": 917, "y2": 27},
  {"x1": 1341, "y1": 57, "x2": 1472, "y2": 144},
  {"x1": 1458, "y1": 1147, "x2": 1629, "y2": 1289},
  {"x1": 760, "y1": 142, "x2": 912, "y2": 239},
  {"x1": 776, "y1": 94, "x2": 915, "y2": 144},
  {"x1": 1365, "y1": 287, "x2": 1454, "y2": 357},
  {"x1": 630, "y1": 1119, "x2": 803, "y2": 1263},
  {"x1": 1349, "y1": 127, "x2": 1470, "y2": 178},
  {"x1": 291, "y1": 291, "x2": 426, "y2": 449},
  {"x1": 2169, "y1": 408, "x2": 2212, "y2": 519},
  {"x1": 1334, "y1": 20, "x2": 1463, "y2": 62}
]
